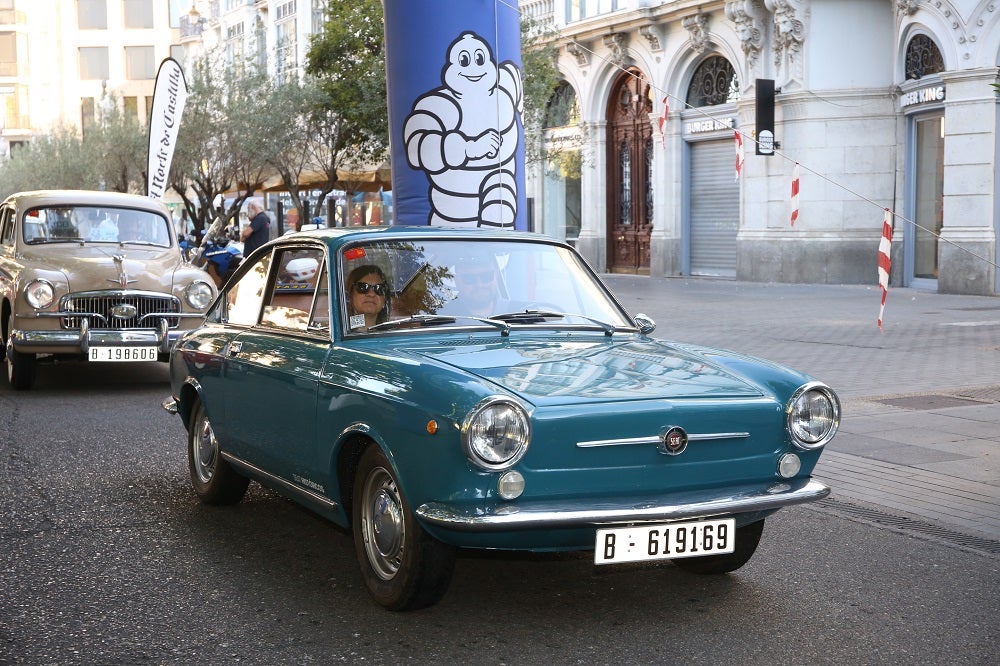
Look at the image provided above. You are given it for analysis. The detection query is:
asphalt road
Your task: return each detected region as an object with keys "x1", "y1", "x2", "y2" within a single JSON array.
[{"x1": 1, "y1": 360, "x2": 997, "y2": 665}]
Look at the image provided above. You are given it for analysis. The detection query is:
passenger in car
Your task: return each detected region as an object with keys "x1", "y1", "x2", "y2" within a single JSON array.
[{"x1": 346, "y1": 264, "x2": 391, "y2": 331}]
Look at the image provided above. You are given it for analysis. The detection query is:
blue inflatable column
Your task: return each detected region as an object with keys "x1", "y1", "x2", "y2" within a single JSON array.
[{"x1": 383, "y1": 0, "x2": 526, "y2": 230}]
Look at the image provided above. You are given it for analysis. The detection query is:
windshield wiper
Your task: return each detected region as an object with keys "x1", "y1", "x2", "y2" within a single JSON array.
[
  {"x1": 368, "y1": 314, "x2": 458, "y2": 332},
  {"x1": 368, "y1": 313, "x2": 513, "y2": 335},
  {"x1": 489, "y1": 310, "x2": 618, "y2": 336},
  {"x1": 118, "y1": 240, "x2": 164, "y2": 248}
]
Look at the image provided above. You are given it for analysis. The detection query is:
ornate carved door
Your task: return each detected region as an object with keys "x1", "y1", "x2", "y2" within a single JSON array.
[{"x1": 606, "y1": 68, "x2": 653, "y2": 274}]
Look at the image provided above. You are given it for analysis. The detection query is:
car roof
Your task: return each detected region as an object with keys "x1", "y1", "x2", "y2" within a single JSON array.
[
  {"x1": 287, "y1": 225, "x2": 562, "y2": 250},
  {"x1": 2, "y1": 189, "x2": 171, "y2": 214}
]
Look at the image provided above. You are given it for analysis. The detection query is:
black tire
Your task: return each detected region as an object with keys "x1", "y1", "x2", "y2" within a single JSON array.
[
  {"x1": 187, "y1": 399, "x2": 249, "y2": 505},
  {"x1": 671, "y1": 519, "x2": 765, "y2": 574},
  {"x1": 352, "y1": 445, "x2": 455, "y2": 611},
  {"x1": 5, "y1": 339, "x2": 36, "y2": 391}
]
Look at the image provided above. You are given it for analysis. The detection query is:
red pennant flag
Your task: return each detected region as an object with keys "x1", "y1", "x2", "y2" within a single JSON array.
[
  {"x1": 790, "y1": 162, "x2": 800, "y2": 226},
  {"x1": 734, "y1": 131, "x2": 745, "y2": 181},
  {"x1": 658, "y1": 96, "x2": 669, "y2": 147},
  {"x1": 877, "y1": 208, "x2": 893, "y2": 330}
]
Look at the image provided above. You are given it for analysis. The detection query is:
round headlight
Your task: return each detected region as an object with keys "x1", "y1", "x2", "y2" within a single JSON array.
[
  {"x1": 185, "y1": 280, "x2": 215, "y2": 310},
  {"x1": 786, "y1": 382, "x2": 840, "y2": 450},
  {"x1": 24, "y1": 280, "x2": 55, "y2": 309},
  {"x1": 461, "y1": 397, "x2": 531, "y2": 471}
]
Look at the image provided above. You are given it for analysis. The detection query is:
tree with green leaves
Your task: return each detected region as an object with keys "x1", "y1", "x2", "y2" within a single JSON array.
[
  {"x1": 168, "y1": 52, "x2": 288, "y2": 234},
  {"x1": 0, "y1": 95, "x2": 147, "y2": 199},
  {"x1": 299, "y1": 0, "x2": 389, "y2": 227}
]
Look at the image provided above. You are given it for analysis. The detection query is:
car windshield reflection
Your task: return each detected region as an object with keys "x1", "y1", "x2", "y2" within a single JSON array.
[
  {"x1": 340, "y1": 239, "x2": 632, "y2": 335},
  {"x1": 23, "y1": 205, "x2": 172, "y2": 247}
]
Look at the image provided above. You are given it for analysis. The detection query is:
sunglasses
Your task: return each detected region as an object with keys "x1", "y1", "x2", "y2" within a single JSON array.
[{"x1": 353, "y1": 281, "x2": 387, "y2": 296}]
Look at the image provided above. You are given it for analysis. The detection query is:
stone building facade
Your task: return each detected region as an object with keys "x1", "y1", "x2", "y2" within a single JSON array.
[{"x1": 522, "y1": 0, "x2": 999, "y2": 294}]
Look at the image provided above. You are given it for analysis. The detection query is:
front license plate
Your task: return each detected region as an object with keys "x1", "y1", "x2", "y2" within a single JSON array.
[
  {"x1": 88, "y1": 346, "x2": 158, "y2": 362},
  {"x1": 594, "y1": 518, "x2": 736, "y2": 565}
]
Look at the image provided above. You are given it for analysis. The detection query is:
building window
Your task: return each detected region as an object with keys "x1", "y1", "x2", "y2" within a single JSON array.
[
  {"x1": 566, "y1": 0, "x2": 617, "y2": 22},
  {"x1": 904, "y1": 34, "x2": 945, "y2": 80},
  {"x1": 545, "y1": 81, "x2": 580, "y2": 128},
  {"x1": 168, "y1": 0, "x2": 184, "y2": 28},
  {"x1": 124, "y1": 96, "x2": 138, "y2": 118},
  {"x1": 123, "y1": 0, "x2": 154, "y2": 29},
  {"x1": 125, "y1": 45, "x2": 156, "y2": 79},
  {"x1": 78, "y1": 0, "x2": 108, "y2": 29},
  {"x1": 79, "y1": 47, "x2": 109, "y2": 80},
  {"x1": 0, "y1": 31, "x2": 15, "y2": 76},
  {"x1": 81, "y1": 97, "x2": 96, "y2": 134},
  {"x1": 170, "y1": 43, "x2": 185, "y2": 66},
  {"x1": 686, "y1": 55, "x2": 739, "y2": 107},
  {"x1": 1, "y1": 84, "x2": 27, "y2": 130},
  {"x1": 225, "y1": 22, "x2": 244, "y2": 68},
  {"x1": 275, "y1": 1, "x2": 298, "y2": 81},
  {"x1": 311, "y1": 0, "x2": 326, "y2": 31}
]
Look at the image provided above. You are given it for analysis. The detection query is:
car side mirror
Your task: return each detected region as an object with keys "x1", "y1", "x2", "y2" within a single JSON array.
[{"x1": 634, "y1": 313, "x2": 656, "y2": 335}]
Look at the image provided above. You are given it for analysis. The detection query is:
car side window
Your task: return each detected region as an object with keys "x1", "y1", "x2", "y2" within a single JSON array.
[
  {"x1": 0, "y1": 207, "x2": 13, "y2": 246},
  {"x1": 225, "y1": 251, "x2": 272, "y2": 326},
  {"x1": 260, "y1": 247, "x2": 326, "y2": 333}
]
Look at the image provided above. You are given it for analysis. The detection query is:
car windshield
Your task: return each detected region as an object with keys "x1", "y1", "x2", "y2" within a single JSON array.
[
  {"x1": 22, "y1": 205, "x2": 171, "y2": 247},
  {"x1": 339, "y1": 238, "x2": 633, "y2": 335}
]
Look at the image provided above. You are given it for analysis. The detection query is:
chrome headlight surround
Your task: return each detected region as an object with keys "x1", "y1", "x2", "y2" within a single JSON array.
[
  {"x1": 786, "y1": 382, "x2": 841, "y2": 450},
  {"x1": 184, "y1": 280, "x2": 215, "y2": 310},
  {"x1": 461, "y1": 397, "x2": 531, "y2": 471},
  {"x1": 24, "y1": 279, "x2": 55, "y2": 309}
]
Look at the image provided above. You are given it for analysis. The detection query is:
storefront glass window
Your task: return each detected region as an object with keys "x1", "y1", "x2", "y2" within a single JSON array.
[
  {"x1": 544, "y1": 151, "x2": 582, "y2": 242},
  {"x1": 913, "y1": 116, "x2": 944, "y2": 279}
]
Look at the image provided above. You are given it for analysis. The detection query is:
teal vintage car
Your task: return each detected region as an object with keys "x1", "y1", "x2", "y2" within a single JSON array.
[{"x1": 163, "y1": 226, "x2": 839, "y2": 611}]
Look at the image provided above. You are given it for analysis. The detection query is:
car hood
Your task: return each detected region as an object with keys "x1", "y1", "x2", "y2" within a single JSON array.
[
  {"x1": 20, "y1": 244, "x2": 184, "y2": 292},
  {"x1": 409, "y1": 337, "x2": 768, "y2": 406}
]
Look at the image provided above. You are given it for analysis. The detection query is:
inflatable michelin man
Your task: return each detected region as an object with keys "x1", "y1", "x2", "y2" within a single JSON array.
[{"x1": 403, "y1": 31, "x2": 523, "y2": 228}]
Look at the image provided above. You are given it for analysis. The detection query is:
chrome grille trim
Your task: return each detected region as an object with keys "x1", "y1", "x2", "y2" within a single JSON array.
[
  {"x1": 577, "y1": 432, "x2": 750, "y2": 448},
  {"x1": 59, "y1": 290, "x2": 181, "y2": 330}
]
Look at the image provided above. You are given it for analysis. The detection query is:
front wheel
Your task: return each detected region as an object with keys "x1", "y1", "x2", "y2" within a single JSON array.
[
  {"x1": 5, "y1": 339, "x2": 36, "y2": 391},
  {"x1": 187, "y1": 399, "x2": 249, "y2": 505},
  {"x1": 671, "y1": 519, "x2": 765, "y2": 574},
  {"x1": 352, "y1": 445, "x2": 455, "y2": 611}
]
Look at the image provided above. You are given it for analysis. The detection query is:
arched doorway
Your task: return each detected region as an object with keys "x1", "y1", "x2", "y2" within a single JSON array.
[
  {"x1": 684, "y1": 55, "x2": 740, "y2": 277},
  {"x1": 606, "y1": 68, "x2": 653, "y2": 274}
]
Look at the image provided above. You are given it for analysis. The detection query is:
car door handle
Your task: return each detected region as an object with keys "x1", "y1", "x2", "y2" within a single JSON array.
[{"x1": 227, "y1": 341, "x2": 243, "y2": 356}]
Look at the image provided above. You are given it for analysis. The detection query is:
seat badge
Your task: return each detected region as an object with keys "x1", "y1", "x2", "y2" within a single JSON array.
[{"x1": 658, "y1": 426, "x2": 688, "y2": 456}]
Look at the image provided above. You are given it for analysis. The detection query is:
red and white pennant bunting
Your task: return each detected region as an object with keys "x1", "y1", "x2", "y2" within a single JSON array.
[
  {"x1": 877, "y1": 208, "x2": 893, "y2": 330},
  {"x1": 790, "y1": 162, "x2": 800, "y2": 226},
  {"x1": 658, "y1": 96, "x2": 669, "y2": 147},
  {"x1": 734, "y1": 131, "x2": 744, "y2": 181}
]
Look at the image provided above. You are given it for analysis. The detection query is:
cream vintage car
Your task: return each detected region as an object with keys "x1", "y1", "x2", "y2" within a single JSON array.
[{"x1": 0, "y1": 190, "x2": 217, "y2": 390}]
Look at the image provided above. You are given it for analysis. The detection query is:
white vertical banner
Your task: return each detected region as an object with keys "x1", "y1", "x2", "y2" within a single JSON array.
[{"x1": 147, "y1": 57, "x2": 188, "y2": 199}]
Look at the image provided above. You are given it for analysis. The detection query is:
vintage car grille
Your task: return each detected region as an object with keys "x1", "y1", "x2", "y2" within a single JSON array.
[{"x1": 60, "y1": 292, "x2": 181, "y2": 330}]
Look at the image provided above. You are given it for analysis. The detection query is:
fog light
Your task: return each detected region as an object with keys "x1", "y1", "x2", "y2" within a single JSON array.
[
  {"x1": 497, "y1": 470, "x2": 525, "y2": 500},
  {"x1": 778, "y1": 453, "x2": 801, "y2": 479}
]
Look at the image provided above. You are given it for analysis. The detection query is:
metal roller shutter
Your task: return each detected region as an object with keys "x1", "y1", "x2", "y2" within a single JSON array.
[{"x1": 689, "y1": 140, "x2": 739, "y2": 277}]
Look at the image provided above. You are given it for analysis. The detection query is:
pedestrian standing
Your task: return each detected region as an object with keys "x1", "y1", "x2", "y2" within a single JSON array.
[{"x1": 241, "y1": 197, "x2": 270, "y2": 256}]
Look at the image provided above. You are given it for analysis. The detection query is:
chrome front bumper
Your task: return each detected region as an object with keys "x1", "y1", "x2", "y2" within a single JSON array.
[
  {"x1": 10, "y1": 318, "x2": 183, "y2": 355},
  {"x1": 416, "y1": 478, "x2": 831, "y2": 532}
]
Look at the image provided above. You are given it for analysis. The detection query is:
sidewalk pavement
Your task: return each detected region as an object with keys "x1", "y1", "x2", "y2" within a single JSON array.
[{"x1": 605, "y1": 275, "x2": 1000, "y2": 544}]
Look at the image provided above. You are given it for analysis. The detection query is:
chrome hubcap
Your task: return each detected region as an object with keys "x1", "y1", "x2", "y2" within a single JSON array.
[
  {"x1": 192, "y1": 415, "x2": 218, "y2": 484},
  {"x1": 362, "y1": 467, "x2": 404, "y2": 580}
]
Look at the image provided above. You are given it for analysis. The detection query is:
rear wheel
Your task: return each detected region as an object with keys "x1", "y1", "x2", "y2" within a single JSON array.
[
  {"x1": 4, "y1": 339, "x2": 36, "y2": 391},
  {"x1": 352, "y1": 445, "x2": 455, "y2": 611},
  {"x1": 188, "y1": 399, "x2": 249, "y2": 505},
  {"x1": 671, "y1": 519, "x2": 765, "y2": 574}
]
